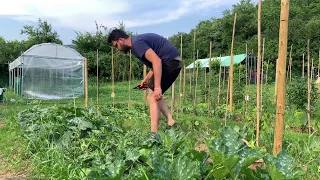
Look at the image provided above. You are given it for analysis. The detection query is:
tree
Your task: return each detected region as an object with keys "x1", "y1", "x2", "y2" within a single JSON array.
[{"x1": 21, "y1": 18, "x2": 62, "y2": 48}]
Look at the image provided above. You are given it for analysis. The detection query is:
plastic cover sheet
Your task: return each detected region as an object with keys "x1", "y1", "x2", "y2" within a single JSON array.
[{"x1": 22, "y1": 56, "x2": 84, "y2": 99}]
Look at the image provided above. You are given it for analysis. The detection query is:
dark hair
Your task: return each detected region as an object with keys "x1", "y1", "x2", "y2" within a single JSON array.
[{"x1": 107, "y1": 29, "x2": 129, "y2": 44}]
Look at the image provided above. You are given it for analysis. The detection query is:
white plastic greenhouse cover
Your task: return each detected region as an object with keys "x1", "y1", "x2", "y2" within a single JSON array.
[
  {"x1": 9, "y1": 43, "x2": 84, "y2": 70},
  {"x1": 9, "y1": 43, "x2": 85, "y2": 100}
]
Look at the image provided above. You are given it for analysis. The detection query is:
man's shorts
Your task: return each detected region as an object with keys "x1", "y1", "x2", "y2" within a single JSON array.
[{"x1": 148, "y1": 59, "x2": 182, "y2": 94}]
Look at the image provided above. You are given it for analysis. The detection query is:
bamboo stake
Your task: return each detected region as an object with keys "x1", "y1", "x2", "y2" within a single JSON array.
[
  {"x1": 84, "y1": 58, "x2": 88, "y2": 107},
  {"x1": 178, "y1": 34, "x2": 183, "y2": 116},
  {"x1": 205, "y1": 68, "x2": 207, "y2": 103},
  {"x1": 208, "y1": 41, "x2": 212, "y2": 117},
  {"x1": 194, "y1": 50, "x2": 199, "y2": 111},
  {"x1": 302, "y1": 53, "x2": 305, "y2": 78},
  {"x1": 224, "y1": 71, "x2": 230, "y2": 127},
  {"x1": 318, "y1": 50, "x2": 320, "y2": 77},
  {"x1": 289, "y1": 44, "x2": 293, "y2": 82},
  {"x1": 192, "y1": 31, "x2": 196, "y2": 100},
  {"x1": 218, "y1": 54, "x2": 222, "y2": 106},
  {"x1": 256, "y1": 0, "x2": 262, "y2": 147},
  {"x1": 223, "y1": 67, "x2": 225, "y2": 89},
  {"x1": 183, "y1": 65, "x2": 186, "y2": 99},
  {"x1": 97, "y1": 49, "x2": 99, "y2": 105},
  {"x1": 229, "y1": 13, "x2": 237, "y2": 112},
  {"x1": 245, "y1": 44, "x2": 248, "y2": 115},
  {"x1": 307, "y1": 39, "x2": 311, "y2": 134},
  {"x1": 312, "y1": 58, "x2": 314, "y2": 80},
  {"x1": 112, "y1": 48, "x2": 115, "y2": 109},
  {"x1": 273, "y1": 0, "x2": 289, "y2": 156},
  {"x1": 128, "y1": 50, "x2": 132, "y2": 109},
  {"x1": 143, "y1": 65, "x2": 147, "y2": 104},
  {"x1": 238, "y1": 65, "x2": 241, "y2": 84},
  {"x1": 171, "y1": 82, "x2": 175, "y2": 114}
]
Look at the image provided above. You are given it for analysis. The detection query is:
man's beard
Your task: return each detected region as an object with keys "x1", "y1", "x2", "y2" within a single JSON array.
[{"x1": 121, "y1": 44, "x2": 130, "y2": 54}]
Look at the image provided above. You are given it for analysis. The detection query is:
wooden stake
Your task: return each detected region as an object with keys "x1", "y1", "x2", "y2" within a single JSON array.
[
  {"x1": 289, "y1": 44, "x2": 293, "y2": 82},
  {"x1": 84, "y1": 58, "x2": 88, "y2": 107},
  {"x1": 183, "y1": 65, "x2": 186, "y2": 99},
  {"x1": 171, "y1": 82, "x2": 175, "y2": 114},
  {"x1": 302, "y1": 53, "x2": 305, "y2": 78},
  {"x1": 261, "y1": 37, "x2": 265, "y2": 117},
  {"x1": 143, "y1": 65, "x2": 147, "y2": 104},
  {"x1": 208, "y1": 41, "x2": 212, "y2": 117},
  {"x1": 256, "y1": 0, "x2": 262, "y2": 147},
  {"x1": 223, "y1": 67, "x2": 225, "y2": 89},
  {"x1": 229, "y1": 13, "x2": 237, "y2": 112},
  {"x1": 128, "y1": 50, "x2": 132, "y2": 109},
  {"x1": 273, "y1": 0, "x2": 289, "y2": 156},
  {"x1": 218, "y1": 54, "x2": 222, "y2": 106},
  {"x1": 194, "y1": 50, "x2": 199, "y2": 111},
  {"x1": 312, "y1": 58, "x2": 314, "y2": 80},
  {"x1": 318, "y1": 50, "x2": 320, "y2": 78},
  {"x1": 204, "y1": 67, "x2": 207, "y2": 103},
  {"x1": 245, "y1": 44, "x2": 248, "y2": 115},
  {"x1": 192, "y1": 31, "x2": 196, "y2": 100},
  {"x1": 307, "y1": 39, "x2": 311, "y2": 134},
  {"x1": 97, "y1": 49, "x2": 99, "y2": 105},
  {"x1": 178, "y1": 34, "x2": 183, "y2": 116},
  {"x1": 112, "y1": 48, "x2": 115, "y2": 109}
]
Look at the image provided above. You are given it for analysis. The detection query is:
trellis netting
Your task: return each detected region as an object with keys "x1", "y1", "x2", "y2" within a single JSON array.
[{"x1": 9, "y1": 43, "x2": 85, "y2": 100}]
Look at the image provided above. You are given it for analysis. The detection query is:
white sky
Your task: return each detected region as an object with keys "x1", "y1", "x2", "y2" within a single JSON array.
[{"x1": 0, "y1": 0, "x2": 244, "y2": 31}]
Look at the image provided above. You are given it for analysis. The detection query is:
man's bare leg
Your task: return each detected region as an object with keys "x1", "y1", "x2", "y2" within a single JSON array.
[
  {"x1": 147, "y1": 89, "x2": 161, "y2": 133},
  {"x1": 158, "y1": 98, "x2": 175, "y2": 126}
]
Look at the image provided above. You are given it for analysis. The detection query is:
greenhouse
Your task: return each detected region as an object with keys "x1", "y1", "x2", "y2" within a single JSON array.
[{"x1": 8, "y1": 43, "x2": 85, "y2": 100}]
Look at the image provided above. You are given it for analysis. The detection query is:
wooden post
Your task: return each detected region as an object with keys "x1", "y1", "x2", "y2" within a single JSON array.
[
  {"x1": 111, "y1": 48, "x2": 115, "y2": 109},
  {"x1": 229, "y1": 13, "x2": 237, "y2": 112},
  {"x1": 302, "y1": 53, "x2": 305, "y2": 78},
  {"x1": 204, "y1": 68, "x2": 207, "y2": 103},
  {"x1": 289, "y1": 44, "x2": 293, "y2": 82},
  {"x1": 128, "y1": 50, "x2": 132, "y2": 109},
  {"x1": 183, "y1": 65, "x2": 186, "y2": 99},
  {"x1": 171, "y1": 82, "x2": 175, "y2": 114},
  {"x1": 194, "y1": 50, "x2": 199, "y2": 112},
  {"x1": 223, "y1": 67, "x2": 225, "y2": 89},
  {"x1": 273, "y1": 0, "x2": 289, "y2": 156},
  {"x1": 318, "y1": 50, "x2": 320, "y2": 78},
  {"x1": 245, "y1": 44, "x2": 248, "y2": 115},
  {"x1": 256, "y1": 0, "x2": 262, "y2": 147},
  {"x1": 143, "y1": 65, "x2": 147, "y2": 104},
  {"x1": 307, "y1": 40, "x2": 311, "y2": 134},
  {"x1": 96, "y1": 49, "x2": 99, "y2": 105},
  {"x1": 178, "y1": 34, "x2": 183, "y2": 116},
  {"x1": 192, "y1": 31, "x2": 196, "y2": 101},
  {"x1": 208, "y1": 42, "x2": 212, "y2": 117},
  {"x1": 84, "y1": 58, "x2": 88, "y2": 107},
  {"x1": 218, "y1": 54, "x2": 222, "y2": 106}
]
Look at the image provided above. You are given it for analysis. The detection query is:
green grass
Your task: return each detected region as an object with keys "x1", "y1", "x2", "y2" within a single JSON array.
[{"x1": 0, "y1": 76, "x2": 320, "y2": 179}]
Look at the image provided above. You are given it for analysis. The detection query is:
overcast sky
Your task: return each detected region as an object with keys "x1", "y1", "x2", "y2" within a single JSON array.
[{"x1": 0, "y1": 0, "x2": 258, "y2": 44}]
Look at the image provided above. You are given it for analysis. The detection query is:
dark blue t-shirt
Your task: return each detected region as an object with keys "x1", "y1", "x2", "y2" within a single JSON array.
[{"x1": 131, "y1": 33, "x2": 180, "y2": 68}]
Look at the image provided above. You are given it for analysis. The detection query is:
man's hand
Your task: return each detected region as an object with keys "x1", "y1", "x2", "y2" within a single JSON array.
[
  {"x1": 154, "y1": 87, "x2": 163, "y2": 101},
  {"x1": 139, "y1": 79, "x2": 148, "y2": 88}
]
